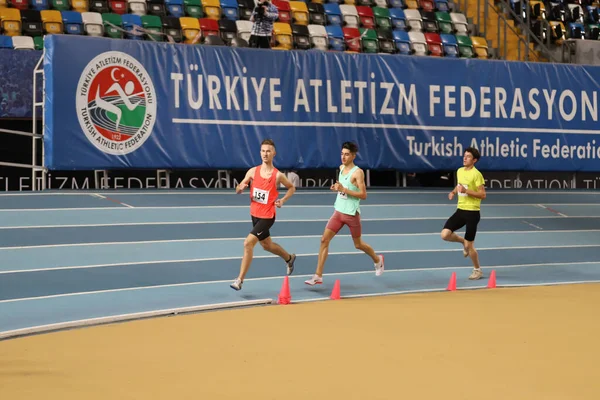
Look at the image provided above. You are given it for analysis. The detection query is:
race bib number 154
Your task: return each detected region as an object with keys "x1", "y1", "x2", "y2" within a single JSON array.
[{"x1": 252, "y1": 188, "x2": 269, "y2": 204}]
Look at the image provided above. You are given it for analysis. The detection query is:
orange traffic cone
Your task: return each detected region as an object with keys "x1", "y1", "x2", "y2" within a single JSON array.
[
  {"x1": 330, "y1": 279, "x2": 341, "y2": 300},
  {"x1": 487, "y1": 270, "x2": 497, "y2": 289},
  {"x1": 447, "y1": 272, "x2": 457, "y2": 291},
  {"x1": 278, "y1": 276, "x2": 291, "y2": 305}
]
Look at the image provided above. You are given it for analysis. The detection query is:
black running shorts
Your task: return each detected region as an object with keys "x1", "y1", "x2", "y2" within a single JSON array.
[
  {"x1": 443, "y1": 209, "x2": 481, "y2": 242},
  {"x1": 250, "y1": 216, "x2": 275, "y2": 241}
]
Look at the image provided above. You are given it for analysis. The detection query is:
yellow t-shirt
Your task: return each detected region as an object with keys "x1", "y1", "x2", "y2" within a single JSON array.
[{"x1": 456, "y1": 166, "x2": 485, "y2": 211}]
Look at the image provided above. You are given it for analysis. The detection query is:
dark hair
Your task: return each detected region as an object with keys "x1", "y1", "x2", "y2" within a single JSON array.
[
  {"x1": 342, "y1": 141, "x2": 358, "y2": 154},
  {"x1": 261, "y1": 139, "x2": 276, "y2": 148},
  {"x1": 465, "y1": 147, "x2": 481, "y2": 161}
]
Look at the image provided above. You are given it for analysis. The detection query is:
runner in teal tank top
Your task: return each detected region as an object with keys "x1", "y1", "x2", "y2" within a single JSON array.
[{"x1": 305, "y1": 142, "x2": 385, "y2": 286}]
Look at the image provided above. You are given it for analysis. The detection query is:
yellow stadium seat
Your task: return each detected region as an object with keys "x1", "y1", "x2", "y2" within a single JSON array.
[
  {"x1": 0, "y1": 8, "x2": 21, "y2": 37},
  {"x1": 179, "y1": 16, "x2": 200, "y2": 44},
  {"x1": 72, "y1": 0, "x2": 90, "y2": 13},
  {"x1": 272, "y1": 21, "x2": 292, "y2": 50},
  {"x1": 202, "y1": 0, "x2": 221, "y2": 21},
  {"x1": 470, "y1": 36, "x2": 489, "y2": 59},
  {"x1": 289, "y1": 1, "x2": 308, "y2": 26},
  {"x1": 41, "y1": 10, "x2": 64, "y2": 34}
]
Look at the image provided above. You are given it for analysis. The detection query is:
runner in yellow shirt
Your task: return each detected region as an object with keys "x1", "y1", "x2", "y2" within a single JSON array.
[{"x1": 441, "y1": 147, "x2": 486, "y2": 280}]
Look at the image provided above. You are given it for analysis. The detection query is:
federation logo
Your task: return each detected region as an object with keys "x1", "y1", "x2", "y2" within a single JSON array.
[{"x1": 76, "y1": 51, "x2": 157, "y2": 155}]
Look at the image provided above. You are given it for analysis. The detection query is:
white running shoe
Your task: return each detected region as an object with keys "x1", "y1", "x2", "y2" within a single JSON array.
[
  {"x1": 304, "y1": 274, "x2": 323, "y2": 286},
  {"x1": 375, "y1": 254, "x2": 385, "y2": 276},
  {"x1": 230, "y1": 278, "x2": 243, "y2": 291}
]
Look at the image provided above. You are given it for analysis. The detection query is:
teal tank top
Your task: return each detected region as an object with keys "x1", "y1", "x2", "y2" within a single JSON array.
[{"x1": 334, "y1": 165, "x2": 361, "y2": 216}]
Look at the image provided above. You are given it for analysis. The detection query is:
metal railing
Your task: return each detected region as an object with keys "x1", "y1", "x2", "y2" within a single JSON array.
[{"x1": 454, "y1": 0, "x2": 558, "y2": 62}]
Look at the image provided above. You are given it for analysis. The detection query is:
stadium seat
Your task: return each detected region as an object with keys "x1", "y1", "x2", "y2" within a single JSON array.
[
  {"x1": 587, "y1": 6, "x2": 598, "y2": 24},
  {"x1": 90, "y1": 0, "x2": 110, "y2": 14},
  {"x1": 325, "y1": 24, "x2": 344, "y2": 51},
  {"x1": 455, "y1": 34, "x2": 473, "y2": 57},
  {"x1": 405, "y1": 0, "x2": 417, "y2": 9},
  {"x1": 183, "y1": 0, "x2": 203, "y2": 18},
  {"x1": 419, "y1": 0, "x2": 434, "y2": 12},
  {"x1": 359, "y1": 27, "x2": 378, "y2": 52},
  {"x1": 339, "y1": 4, "x2": 358, "y2": 28},
  {"x1": 373, "y1": 0, "x2": 387, "y2": 7},
  {"x1": 109, "y1": 0, "x2": 127, "y2": 15},
  {"x1": 343, "y1": 0, "x2": 356, "y2": 5},
  {"x1": 204, "y1": 33, "x2": 224, "y2": 44},
  {"x1": 528, "y1": 0, "x2": 545, "y2": 21},
  {"x1": 165, "y1": 0, "x2": 184, "y2": 17},
  {"x1": 31, "y1": 0, "x2": 50, "y2": 11},
  {"x1": 272, "y1": 21, "x2": 292, "y2": 50},
  {"x1": 408, "y1": 30, "x2": 427, "y2": 55},
  {"x1": 376, "y1": 28, "x2": 394, "y2": 53},
  {"x1": 424, "y1": 32, "x2": 442, "y2": 55},
  {"x1": 128, "y1": 0, "x2": 148, "y2": 16},
  {"x1": 388, "y1": 0, "x2": 404, "y2": 9},
  {"x1": 356, "y1": 0, "x2": 372, "y2": 6},
  {"x1": 50, "y1": 0, "x2": 70, "y2": 12},
  {"x1": 292, "y1": 23, "x2": 310, "y2": 49},
  {"x1": 40, "y1": 10, "x2": 63, "y2": 34},
  {"x1": 434, "y1": 0, "x2": 448, "y2": 12},
  {"x1": 33, "y1": 35, "x2": 43, "y2": 48},
  {"x1": 568, "y1": 4, "x2": 584, "y2": 24},
  {"x1": 389, "y1": 8, "x2": 406, "y2": 30},
  {"x1": 587, "y1": 23, "x2": 599, "y2": 40},
  {"x1": 161, "y1": 15, "x2": 182, "y2": 41},
  {"x1": 1, "y1": 8, "x2": 21, "y2": 36},
  {"x1": 440, "y1": 32, "x2": 457, "y2": 56},
  {"x1": 392, "y1": 29, "x2": 410, "y2": 54},
  {"x1": 236, "y1": 0, "x2": 252, "y2": 20},
  {"x1": 373, "y1": 7, "x2": 391, "y2": 31},
  {"x1": 435, "y1": 11, "x2": 452, "y2": 34},
  {"x1": 356, "y1": 5, "x2": 374, "y2": 28},
  {"x1": 229, "y1": 36, "x2": 247, "y2": 46},
  {"x1": 220, "y1": 0, "x2": 238, "y2": 20},
  {"x1": 199, "y1": 17, "x2": 218, "y2": 37},
  {"x1": 141, "y1": 14, "x2": 163, "y2": 40},
  {"x1": 0, "y1": 35, "x2": 12, "y2": 48},
  {"x1": 273, "y1": 0, "x2": 291, "y2": 24},
  {"x1": 307, "y1": 3, "x2": 325, "y2": 26},
  {"x1": 323, "y1": 3, "x2": 342, "y2": 26},
  {"x1": 9, "y1": 0, "x2": 28, "y2": 11},
  {"x1": 201, "y1": 0, "x2": 221, "y2": 20},
  {"x1": 62, "y1": 10, "x2": 84, "y2": 34},
  {"x1": 12, "y1": 35, "x2": 35, "y2": 49},
  {"x1": 21, "y1": 10, "x2": 43, "y2": 37},
  {"x1": 148, "y1": 0, "x2": 167, "y2": 16},
  {"x1": 422, "y1": 11, "x2": 438, "y2": 33},
  {"x1": 342, "y1": 26, "x2": 360, "y2": 52},
  {"x1": 0, "y1": 0, "x2": 6, "y2": 7},
  {"x1": 235, "y1": 19, "x2": 251, "y2": 41},
  {"x1": 290, "y1": 1, "x2": 309, "y2": 25},
  {"x1": 470, "y1": 35, "x2": 488, "y2": 58},
  {"x1": 82, "y1": 11, "x2": 105, "y2": 36},
  {"x1": 549, "y1": 20, "x2": 566, "y2": 44},
  {"x1": 121, "y1": 13, "x2": 143, "y2": 39},
  {"x1": 450, "y1": 12, "x2": 467, "y2": 34},
  {"x1": 180, "y1": 16, "x2": 200, "y2": 42},
  {"x1": 218, "y1": 17, "x2": 236, "y2": 43},
  {"x1": 72, "y1": 0, "x2": 90, "y2": 13},
  {"x1": 102, "y1": 12, "x2": 123, "y2": 38},
  {"x1": 404, "y1": 9, "x2": 422, "y2": 31},
  {"x1": 326, "y1": 0, "x2": 341, "y2": 4},
  {"x1": 308, "y1": 23, "x2": 328, "y2": 50}
]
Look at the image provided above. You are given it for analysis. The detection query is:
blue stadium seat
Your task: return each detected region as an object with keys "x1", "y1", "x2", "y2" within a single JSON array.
[
  {"x1": 392, "y1": 29, "x2": 411, "y2": 54},
  {"x1": 325, "y1": 24, "x2": 345, "y2": 51},
  {"x1": 440, "y1": 33, "x2": 458, "y2": 57},
  {"x1": 389, "y1": 8, "x2": 406, "y2": 30},
  {"x1": 62, "y1": 11, "x2": 84, "y2": 34},
  {"x1": 323, "y1": 3, "x2": 342, "y2": 26},
  {"x1": 165, "y1": 0, "x2": 184, "y2": 17},
  {"x1": 220, "y1": 0, "x2": 239, "y2": 20},
  {"x1": 0, "y1": 35, "x2": 13, "y2": 48},
  {"x1": 121, "y1": 13, "x2": 143, "y2": 39}
]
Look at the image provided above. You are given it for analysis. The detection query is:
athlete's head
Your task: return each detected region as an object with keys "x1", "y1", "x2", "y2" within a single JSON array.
[
  {"x1": 463, "y1": 147, "x2": 480, "y2": 168},
  {"x1": 341, "y1": 141, "x2": 358, "y2": 166},
  {"x1": 261, "y1": 139, "x2": 276, "y2": 164}
]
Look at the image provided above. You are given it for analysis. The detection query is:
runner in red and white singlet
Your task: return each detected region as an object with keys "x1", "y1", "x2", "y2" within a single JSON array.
[{"x1": 230, "y1": 139, "x2": 297, "y2": 291}]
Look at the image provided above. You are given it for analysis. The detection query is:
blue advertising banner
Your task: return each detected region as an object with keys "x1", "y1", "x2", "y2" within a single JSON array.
[{"x1": 44, "y1": 35, "x2": 600, "y2": 171}]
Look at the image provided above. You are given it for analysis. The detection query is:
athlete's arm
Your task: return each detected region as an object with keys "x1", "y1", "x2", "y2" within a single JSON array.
[
  {"x1": 275, "y1": 171, "x2": 296, "y2": 207},
  {"x1": 340, "y1": 168, "x2": 367, "y2": 200},
  {"x1": 236, "y1": 167, "x2": 255, "y2": 194},
  {"x1": 466, "y1": 185, "x2": 486, "y2": 199}
]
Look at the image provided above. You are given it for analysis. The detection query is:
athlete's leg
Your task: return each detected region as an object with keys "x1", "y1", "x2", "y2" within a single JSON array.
[
  {"x1": 464, "y1": 212, "x2": 483, "y2": 279},
  {"x1": 441, "y1": 210, "x2": 469, "y2": 256},
  {"x1": 239, "y1": 233, "x2": 259, "y2": 281},
  {"x1": 259, "y1": 236, "x2": 296, "y2": 275},
  {"x1": 316, "y1": 228, "x2": 337, "y2": 277}
]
